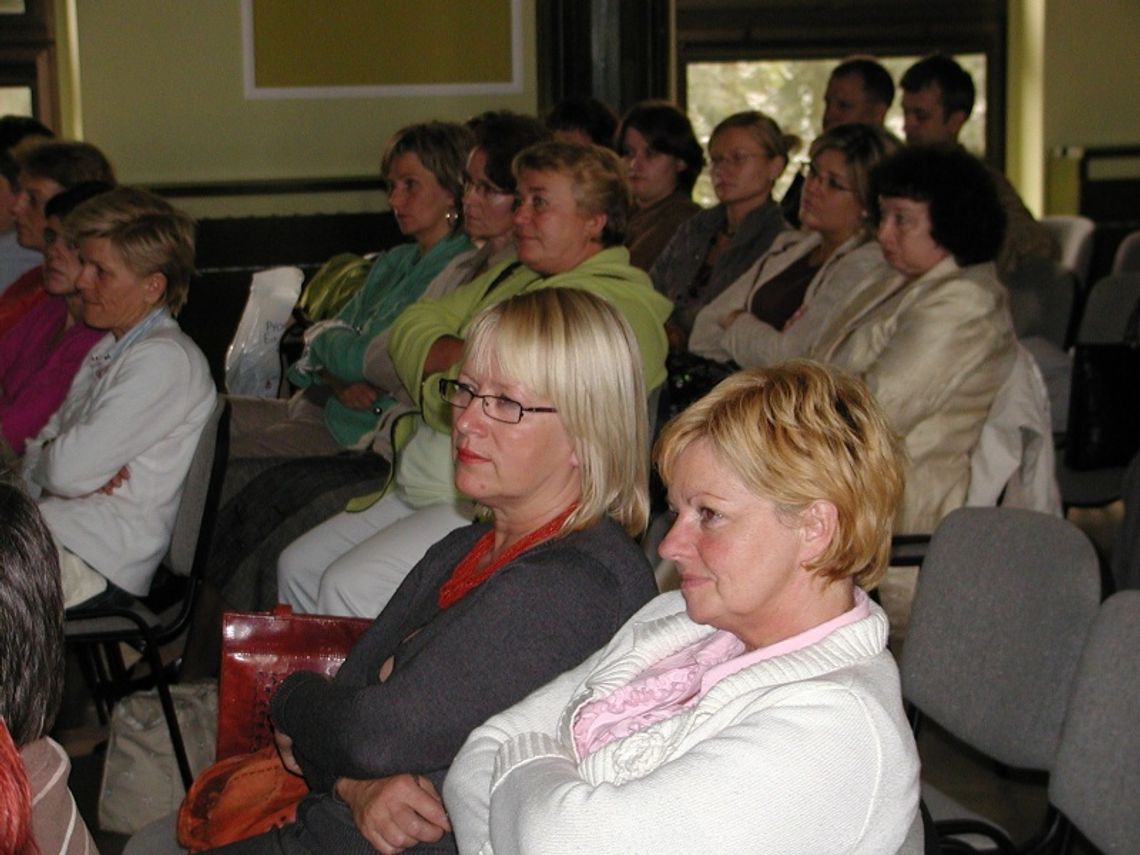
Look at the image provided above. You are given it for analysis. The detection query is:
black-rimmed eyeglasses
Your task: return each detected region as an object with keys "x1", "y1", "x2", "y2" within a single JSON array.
[{"x1": 439, "y1": 378, "x2": 558, "y2": 424}]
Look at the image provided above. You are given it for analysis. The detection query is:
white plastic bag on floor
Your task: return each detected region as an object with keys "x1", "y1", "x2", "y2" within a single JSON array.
[
  {"x1": 97, "y1": 681, "x2": 217, "y2": 835},
  {"x1": 224, "y1": 267, "x2": 304, "y2": 398}
]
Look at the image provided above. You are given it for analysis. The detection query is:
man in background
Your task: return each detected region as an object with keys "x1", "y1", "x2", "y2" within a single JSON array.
[{"x1": 900, "y1": 54, "x2": 1058, "y2": 280}]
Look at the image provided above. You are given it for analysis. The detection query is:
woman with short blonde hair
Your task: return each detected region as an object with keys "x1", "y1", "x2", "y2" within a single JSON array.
[
  {"x1": 23, "y1": 187, "x2": 215, "y2": 610},
  {"x1": 66, "y1": 186, "x2": 195, "y2": 314},
  {"x1": 447, "y1": 361, "x2": 921, "y2": 854},
  {"x1": 464, "y1": 288, "x2": 648, "y2": 536}
]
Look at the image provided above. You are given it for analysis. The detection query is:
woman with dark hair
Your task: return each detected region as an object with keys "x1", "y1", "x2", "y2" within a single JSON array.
[
  {"x1": 690, "y1": 123, "x2": 898, "y2": 366},
  {"x1": 617, "y1": 101, "x2": 704, "y2": 270},
  {"x1": 0, "y1": 478, "x2": 97, "y2": 853},
  {"x1": 650, "y1": 110, "x2": 798, "y2": 347},
  {"x1": 805, "y1": 145, "x2": 1016, "y2": 533},
  {"x1": 544, "y1": 97, "x2": 619, "y2": 149}
]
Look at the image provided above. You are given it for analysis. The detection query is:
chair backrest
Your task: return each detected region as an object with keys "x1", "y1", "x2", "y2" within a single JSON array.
[
  {"x1": 1111, "y1": 229, "x2": 1140, "y2": 275},
  {"x1": 900, "y1": 507, "x2": 1101, "y2": 770},
  {"x1": 1110, "y1": 451, "x2": 1140, "y2": 592},
  {"x1": 1049, "y1": 590, "x2": 1140, "y2": 855},
  {"x1": 165, "y1": 395, "x2": 227, "y2": 578},
  {"x1": 1042, "y1": 215, "x2": 1096, "y2": 288},
  {"x1": 1076, "y1": 273, "x2": 1140, "y2": 344},
  {"x1": 1005, "y1": 256, "x2": 1077, "y2": 350}
]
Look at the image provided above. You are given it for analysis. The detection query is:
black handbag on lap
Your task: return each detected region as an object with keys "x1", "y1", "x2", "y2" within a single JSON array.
[{"x1": 1065, "y1": 299, "x2": 1140, "y2": 470}]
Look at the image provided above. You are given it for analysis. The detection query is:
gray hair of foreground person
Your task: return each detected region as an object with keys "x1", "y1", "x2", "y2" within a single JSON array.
[
  {"x1": 655, "y1": 361, "x2": 906, "y2": 589},
  {"x1": 463, "y1": 288, "x2": 649, "y2": 536},
  {"x1": 66, "y1": 186, "x2": 197, "y2": 315},
  {"x1": 0, "y1": 479, "x2": 65, "y2": 748}
]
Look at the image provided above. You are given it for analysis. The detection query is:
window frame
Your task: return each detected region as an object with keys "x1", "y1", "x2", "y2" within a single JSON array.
[{"x1": 675, "y1": 0, "x2": 1007, "y2": 169}]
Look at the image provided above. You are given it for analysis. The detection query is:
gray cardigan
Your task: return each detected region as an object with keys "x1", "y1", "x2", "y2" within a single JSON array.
[
  {"x1": 263, "y1": 517, "x2": 657, "y2": 855},
  {"x1": 649, "y1": 198, "x2": 789, "y2": 339}
]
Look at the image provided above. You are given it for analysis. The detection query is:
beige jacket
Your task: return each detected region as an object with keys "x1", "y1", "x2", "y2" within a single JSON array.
[
  {"x1": 689, "y1": 230, "x2": 888, "y2": 366},
  {"x1": 810, "y1": 256, "x2": 1016, "y2": 533}
]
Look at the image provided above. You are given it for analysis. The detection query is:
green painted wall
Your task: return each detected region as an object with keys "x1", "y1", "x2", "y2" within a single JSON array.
[{"x1": 62, "y1": 0, "x2": 536, "y2": 216}]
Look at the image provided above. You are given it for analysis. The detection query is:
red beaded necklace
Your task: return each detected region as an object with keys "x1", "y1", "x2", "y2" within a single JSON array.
[{"x1": 437, "y1": 505, "x2": 576, "y2": 609}]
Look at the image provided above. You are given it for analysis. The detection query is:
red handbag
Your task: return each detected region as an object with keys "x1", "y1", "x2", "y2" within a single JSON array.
[{"x1": 216, "y1": 605, "x2": 372, "y2": 760}]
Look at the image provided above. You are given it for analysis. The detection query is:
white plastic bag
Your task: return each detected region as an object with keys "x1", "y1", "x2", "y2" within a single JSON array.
[
  {"x1": 224, "y1": 267, "x2": 304, "y2": 397},
  {"x1": 97, "y1": 681, "x2": 218, "y2": 834}
]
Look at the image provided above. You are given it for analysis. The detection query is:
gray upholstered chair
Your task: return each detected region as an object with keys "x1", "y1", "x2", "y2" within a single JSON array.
[
  {"x1": 1056, "y1": 273, "x2": 1140, "y2": 509},
  {"x1": 1049, "y1": 590, "x2": 1140, "y2": 855},
  {"x1": 900, "y1": 507, "x2": 1102, "y2": 853},
  {"x1": 1111, "y1": 229, "x2": 1140, "y2": 275}
]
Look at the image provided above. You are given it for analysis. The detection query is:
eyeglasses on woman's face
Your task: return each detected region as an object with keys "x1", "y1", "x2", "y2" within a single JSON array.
[
  {"x1": 439, "y1": 378, "x2": 558, "y2": 424},
  {"x1": 801, "y1": 161, "x2": 854, "y2": 194}
]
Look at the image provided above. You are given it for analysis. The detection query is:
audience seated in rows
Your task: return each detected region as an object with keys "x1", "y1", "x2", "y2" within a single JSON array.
[
  {"x1": 0, "y1": 181, "x2": 112, "y2": 462},
  {"x1": 275, "y1": 141, "x2": 671, "y2": 618},
  {"x1": 806, "y1": 145, "x2": 1016, "y2": 533},
  {"x1": 445, "y1": 362, "x2": 922, "y2": 853},
  {"x1": 781, "y1": 56, "x2": 894, "y2": 226},
  {"x1": 690, "y1": 123, "x2": 899, "y2": 366},
  {"x1": 617, "y1": 101, "x2": 704, "y2": 271},
  {"x1": 650, "y1": 110, "x2": 797, "y2": 347},
  {"x1": 133, "y1": 289, "x2": 658, "y2": 854},
  {"x1": 0, "y1": 116, "x2": 54, "y2": 293},
  {"x1": 0, "y1": 477, "x2": 98, "y2": 853},
  {"x1": 900, "y1": 53, "x2": 1058, "y2": 282},
  {"x1": 22, "y1": 188, "x2": 214, "y2": 609},
  {"x1": 0, "y1": 140, "x2": 116, "y2": 339},
  {"x1": 206, "y1": 113, "x2": 551, "y2": 618}
]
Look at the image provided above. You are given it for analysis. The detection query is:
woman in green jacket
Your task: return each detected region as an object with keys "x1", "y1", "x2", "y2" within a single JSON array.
[{"x1": 277, "y1": 141, "x2": 672, "y2": 618}]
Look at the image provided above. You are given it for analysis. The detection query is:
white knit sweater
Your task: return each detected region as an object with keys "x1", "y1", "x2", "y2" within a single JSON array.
[{"x1": 445, "y1": 591, "x2": 921, "y2": 854}]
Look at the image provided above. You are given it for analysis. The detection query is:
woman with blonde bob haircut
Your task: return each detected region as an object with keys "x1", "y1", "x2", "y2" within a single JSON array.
[
  {"x1": 462, "y1": 287, "x2": 648, "y2": 536},
  {"x1": 655, "y1": 359, "x2": 903, "y2": 589},
  {"x1": 446, "y1": 361, "x2": 922, "y2": 855}
]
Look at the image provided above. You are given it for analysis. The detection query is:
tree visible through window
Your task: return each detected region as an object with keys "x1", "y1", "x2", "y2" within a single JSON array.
[{"x1": 686, "y1": 54, "x2": 987, "y2": 206}]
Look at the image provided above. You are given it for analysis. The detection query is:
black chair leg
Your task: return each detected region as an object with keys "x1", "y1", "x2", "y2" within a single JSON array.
[
  {"x1": 73, "y1": 643, "x2": 110, "y2": 725},
  {"x1": 143, "y1": 634, "x2": 194, "y2": 790}
]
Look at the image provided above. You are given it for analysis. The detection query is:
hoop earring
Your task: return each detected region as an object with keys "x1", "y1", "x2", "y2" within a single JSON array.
[{"x1": 445, "y1": 207, "x2": 459, "y2": 229}]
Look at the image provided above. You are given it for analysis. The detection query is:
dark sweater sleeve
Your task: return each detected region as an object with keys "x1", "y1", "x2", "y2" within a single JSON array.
[{"x1": 271, "y1": 529, "x2": 652, "y2": 792}]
